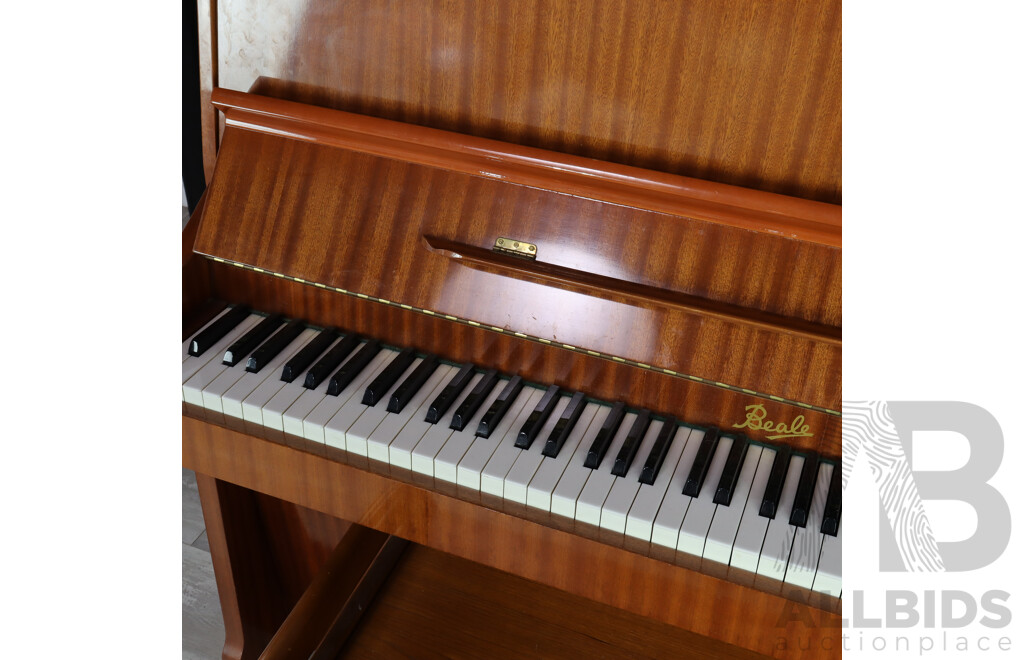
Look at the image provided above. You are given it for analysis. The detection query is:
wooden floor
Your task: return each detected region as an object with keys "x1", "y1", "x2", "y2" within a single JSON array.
[{"x1": 183, "y1": 469, "x2": 226, "y2": 660}]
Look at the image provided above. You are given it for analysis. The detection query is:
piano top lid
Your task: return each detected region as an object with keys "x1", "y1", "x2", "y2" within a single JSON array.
[
  {"x1": 208, "y1": 88, "x2": 841, "y2": 247},
  {"x1": 193, "y1": 88, "x2": 841, "y2": 413}
]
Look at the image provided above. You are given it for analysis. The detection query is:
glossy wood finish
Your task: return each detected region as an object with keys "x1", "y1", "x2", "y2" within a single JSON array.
[
  {"x1": 213, "y1": 87, "x2": 839, "y2": 247},
  {"x1": 259, "y1": 527, "x2": 407, "y2": 660},
  {"x1": 216, "y1": 0, "x2": 841, "y2": 204},
  {"x1": 343, "y1": 544, "x2": 773, "y2": 659},
  {"x1": 195, "y1": 474, "x2": 354, "y2": 660},
  {"x1": 184, "y1": 415, "x2": 841, "y2": 659},
  {"x1": 202, "y1": 259, "x2": 839, "y2": 454},
  {"x1": 188, "y1": 3, "x2": 842, "y2": 654},
  {"x1": 194, "y1": 112, "x2": 841, "y2": 414}
]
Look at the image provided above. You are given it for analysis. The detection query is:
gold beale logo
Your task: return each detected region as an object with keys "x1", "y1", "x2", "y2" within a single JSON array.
[{"x1": 733, "y1": 404, "x2": 813, "y2": 440}]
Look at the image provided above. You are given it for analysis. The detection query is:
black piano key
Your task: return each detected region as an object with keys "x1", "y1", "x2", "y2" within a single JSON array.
[
  {"x1": 584, "y1": 402, "x2": 626, "y2": 469},
  {"x1": 305, "y1": 334, "x2": 361, "y2": 389},
  {"x1": 759, "y1": 447, "x2": 792, "y2": 519},
  {"x1": 820, "y1": 463, "x2": 843, "y2": 536},
  {"x1": 362, "y1": 347, "x2": 417, "y2": 406},
  {"x1": 222, "y1": 314, "x2": 285, "y2": 366},
  {"x1": 612, "y1": 409, "x2": 652, "y2": 477},
  {"x1": 326, "y1": 340, "x2": 381, "y2": 396},
  {"x1": 789, "y1": 453, "x2": 820, "y2": 528},
  {"x1": 639, "y1": 417, "x2": 678, "y2": 485},
  {"x1": 682, "y1": 428, "x2": 722, "y2": 497},
  {"x1": 245, "y1": 320, "x2": 306, "y2": 373},
  {"x1": 188, "y1": 305, "x2": 250, "y2": 356},
  {"x1": 281, "y1": 328, "x2": 339, "y2": 383},
  {"x1": 426, "y1": 363, "x2": 475, "y2": 424},
  {"x1": 387, "y1": 355, "x2": 440, "y2": 413},
  {"x1": 476, "y1": 375, "x2": 524, "y2": 438},
  {"x1": 542, "y1": 391, "x2": 587, "y2": 458},
  {"x1": 450, "y1": 369, "x2": 500, "y2": 431},
  {"x1": 515, "y1": 385, "x2": 561, "y2": 449},
  {"x1": 713, "y1": 436, "x2": 750, "y2": 505}
]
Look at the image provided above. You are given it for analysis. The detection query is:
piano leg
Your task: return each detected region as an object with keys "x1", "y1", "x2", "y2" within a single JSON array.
[{"x1": 195, "y1": 474, "x2": 397, "y2": 660}]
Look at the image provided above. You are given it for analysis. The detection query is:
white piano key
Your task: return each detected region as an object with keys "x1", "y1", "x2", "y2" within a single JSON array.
[
  {"x1": 812, "y1": 518, "x2": 842, "y2": 595},
  {"x1": 550, "y1": 405, "x2": 617, "y2": 519},
  {"x1": 343, "y1": 357, "x2": 423, "y2": 456},
  {"x1": 302, "y1": 350, "x2": 392, "y2": 444},
  {"x1": 785, "y1": 462, "x2": 833, "y2": 589},
  {"x1": 267, "y1": 347, "x2": 393, "y2": 434},
  {"x1": 388, "y1": 369, "x2": 480, "y2": 471},
  {"x1": 457, "y1": 387, "x2": 536, "y2": 491},
  {"x1": 322, "y1": 350, "x2": 399, "y2": 450},
  {"x1": 182, "y1": 314, "x2": 262, "y2": 404},
  {"x1": 502, "y1": 396, "x2": 571, "y2": 505},
  {"x1": 202, "y1": 324, "x2": 309, "y2": 413},
  {"x1": 600, "y1": 420, "x2": 664, "y2": 534},
  {"x1": 242, "y1": 332, "x2": 349, "y2": 427},
  {"x1": 221, "y1": 329, "x2": 319, "y2": 419},
  {"x1": 281, "y1": 376, "x2": 337, "y2": 438},
  {"x1": 366, "y1": 364, "x2": 455, "y2": 464},
  {"x1": 677, "y1": 435, "x2": 735, "y2": 556},
  {"x1": 756, "y1": 454, "x2": 806, "y2": 581},
  {"x1": 434, "y1": 383, "x2": 506, "y2": 484},
  {"x1": 624, "y1": 426, "x2": 694, "y2": 541},
  {"x1": 200, "y1": 356, "x2": 254, "y2": 413},
  {"x1": 410, "y1": 374, "x2": 483, "y2": 476},
  {"x1": 574, "y1": 412, "x2": 636, "y2": 526},
  {"x1": 182, "y1": 307, "x2": 231, "y2": 362},
  {"x1": 526, "y1": 403, "x2": 600, "y2": 512},
  {"x1": 650, "y1": 428, "x2": 707, "y2": 549},
  {"x1": 276, "y1": 333, "x2": 356, "y2": 435},
  {"x1": 479, "y1": 389, "x2": 545, "y2": 498},
  {"x1": 703, "y1": 445, "x2": 764, "y2": 565},
  {"x1": 729, "y1": 446, "x2": 777, "y2": 573}
]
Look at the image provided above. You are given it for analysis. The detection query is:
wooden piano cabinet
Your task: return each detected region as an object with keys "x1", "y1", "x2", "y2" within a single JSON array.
[
  {"x1": 182, "y1": 107, "x2": 841, "y2": 657},
  {"x1": 185, "y1": 2, "x2": 842, "y2": 650}
]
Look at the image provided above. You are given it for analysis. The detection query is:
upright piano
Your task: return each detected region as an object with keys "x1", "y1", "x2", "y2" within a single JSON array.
[{"x1": 183, "y1": 2, "x2": 841, "y2": 658}]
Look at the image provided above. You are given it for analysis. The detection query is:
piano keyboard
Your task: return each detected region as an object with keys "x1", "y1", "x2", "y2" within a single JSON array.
[{"x1": 183, "y1": 307, "x2": 842, "y2": 596}]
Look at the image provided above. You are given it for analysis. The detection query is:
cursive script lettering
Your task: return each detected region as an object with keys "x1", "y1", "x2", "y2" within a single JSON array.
[{"x1": 733, "y1": 404, "x2": 813, "y2": 440}]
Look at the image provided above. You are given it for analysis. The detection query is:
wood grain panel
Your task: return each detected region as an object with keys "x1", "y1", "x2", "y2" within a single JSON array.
[
  {"x1": 212, "y1": 87, "x2": 840, "y2": 247},
  {"x1": 343, "y1": 544, "x2": 773, "y2": 659},
  {"x1": 259, "y1": 526, "x2": 406, "y2": 660},
  {"x1": 184, "y1": 416, "x2": 842, "y2": 659},
  {"x1": 200, "y1": 113, "x2": 841, "y2": 323},
  {"x1": 194, "y1": 125, "x2": 841, "y2": 413},
  {"x1": 218, "y1": 0, "x2": 841, "y2": 204},
  {"x1": 195, "y1": 474, "x2": 353, "y2": 660}
]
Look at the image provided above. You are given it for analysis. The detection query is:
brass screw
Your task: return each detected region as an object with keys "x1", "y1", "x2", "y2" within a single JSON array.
[
  {"x1": 529, "y1": 245, "x2": 535, "y2": 252},
  {"x1": 514, "y1": 242, "x2": 520, "y2": 248},
  {"x1": 498, "y1": 239, "x2": 504, "y2": 245}
]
